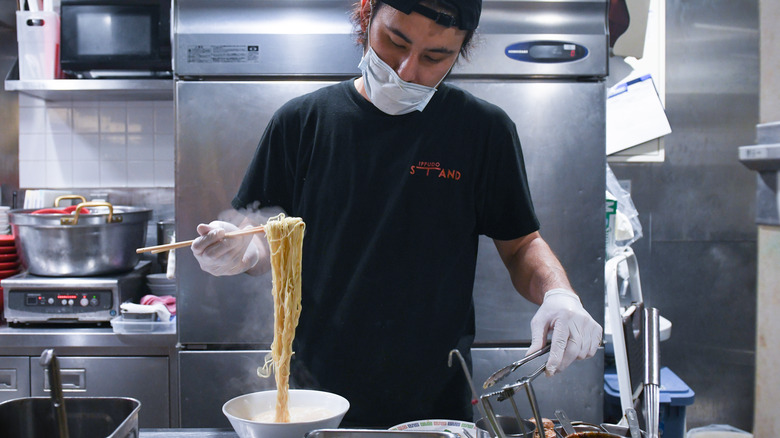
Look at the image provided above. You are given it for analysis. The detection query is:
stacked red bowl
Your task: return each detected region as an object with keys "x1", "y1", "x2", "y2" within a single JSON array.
[{"x1": 0, "y1": 234, "x2": 21, "y2": 321}]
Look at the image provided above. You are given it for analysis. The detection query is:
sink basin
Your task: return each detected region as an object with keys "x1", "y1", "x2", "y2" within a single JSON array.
[{"x1": 0, "y1": 396, "x2": 140, "y2": 438}]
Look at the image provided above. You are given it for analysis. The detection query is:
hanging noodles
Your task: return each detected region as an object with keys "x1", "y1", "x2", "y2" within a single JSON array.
[{"x1": 258, "y1": 213, "x2": 306, "y2": 423}]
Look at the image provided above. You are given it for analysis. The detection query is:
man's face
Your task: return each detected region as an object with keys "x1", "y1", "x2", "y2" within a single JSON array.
[{"x1": 366, "y1": 3, "x2": 467, "y2": 88}]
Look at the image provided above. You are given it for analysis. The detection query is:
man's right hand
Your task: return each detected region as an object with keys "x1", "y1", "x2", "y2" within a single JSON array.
[{"x1": 191, "y1": 220, "x2": 261, "y2": 276}]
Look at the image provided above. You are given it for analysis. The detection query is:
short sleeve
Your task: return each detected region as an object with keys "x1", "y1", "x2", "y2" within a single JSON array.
[
  {"x1": 475, "y1": 119, "x2": 540, "y2": 240},
  {"x1": 232, "y1": 114, "x2": 296, "y2": 214}
]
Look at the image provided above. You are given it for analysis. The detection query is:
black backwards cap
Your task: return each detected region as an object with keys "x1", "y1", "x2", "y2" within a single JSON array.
[{"x1": 382, "y1": 0, "x2": 482, "y2": 30}]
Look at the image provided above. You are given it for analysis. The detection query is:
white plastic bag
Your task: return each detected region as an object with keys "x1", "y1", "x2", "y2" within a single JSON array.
[{"x1": 606, "y1": 164, "x2": 643, "y2": 256}]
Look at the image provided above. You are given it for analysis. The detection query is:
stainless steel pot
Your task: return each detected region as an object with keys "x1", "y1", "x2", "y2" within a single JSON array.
[
  {"x1": 9, "y1": 201, "x2": 152, "y2": 277},
  {"x1": 0, "y1": 396, "x2": 141, "y2": 438},
  {"x1": 476, "y1": 415, "x2": 536, "y2": 437}
]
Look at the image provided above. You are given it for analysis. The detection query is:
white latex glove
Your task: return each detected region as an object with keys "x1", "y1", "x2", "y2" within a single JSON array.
[
  {"x1": 191, "y1": 220, "x2": 260, "y2": 276},
  {"x1": 528, "y1": 288, "x2": 603, "y2": 376}
]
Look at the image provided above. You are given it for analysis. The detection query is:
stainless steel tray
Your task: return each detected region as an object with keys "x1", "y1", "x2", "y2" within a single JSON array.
[{"x1": 307, "y1": 429, "x2": 459, "y2": 438}]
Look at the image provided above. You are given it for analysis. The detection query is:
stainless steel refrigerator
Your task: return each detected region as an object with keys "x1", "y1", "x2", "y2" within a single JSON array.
[{"x1": 173, "y1": 0, "x2": 607, "y2": 427}]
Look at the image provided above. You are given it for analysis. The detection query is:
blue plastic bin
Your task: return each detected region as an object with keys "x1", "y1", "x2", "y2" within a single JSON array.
[{"x1": 604, "y1": 367, "x2": 695, "y2": 438}]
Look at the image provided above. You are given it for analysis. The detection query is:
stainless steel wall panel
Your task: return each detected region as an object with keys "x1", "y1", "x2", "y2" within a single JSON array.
[
  {"x1": 610, "y1": 172, "x2": 758, "y2": 429},
  {"x1": 179, "y1": 350, "x2": 274, "y2": 428},
  {"x1": 619, "y1": 162, "x2": 756, "y2": 243},
  {"x1": 628, "y1": 240, "x2": 756, "y2": 431},
  {"x1": 635, "y1": 241, "x2": 757, "y2": 353},
  {"x1": 453, "y1": 80, "x2": 606, "y2": 343},
  {"x1": 665, "y1": 0, "x2": 758, "y2": 97},
  {"x1": 629, "y1": 96, "x2": 758, "y2": 242}
]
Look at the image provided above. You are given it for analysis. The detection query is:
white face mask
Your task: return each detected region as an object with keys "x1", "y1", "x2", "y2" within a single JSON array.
[{"x1": 357, "y1": 20, "x2": 452, "y2": 115}]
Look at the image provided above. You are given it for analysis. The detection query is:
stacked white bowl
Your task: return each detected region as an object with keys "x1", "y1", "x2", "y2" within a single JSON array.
[
  {"x1": 146, "y1": 273, "x2": 177, "y2": 295},
  {"x1": 0, "y1": 206, "x2": 9, "y2": 235}
]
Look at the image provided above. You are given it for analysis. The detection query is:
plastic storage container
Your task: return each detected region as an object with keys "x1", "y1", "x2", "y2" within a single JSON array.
[
  {"x1": 110, "y1": 315, "x2": 176, "y2": 334},
  {"x1": 16, "y1": 10, "x2": 61, "y2": 80},
  {"x1": 604, "y1": 367, "x2": 695, "y2": 438}
]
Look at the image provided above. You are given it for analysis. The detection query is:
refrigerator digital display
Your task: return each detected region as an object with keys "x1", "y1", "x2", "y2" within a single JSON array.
[{"x1": 505, "y1": 41, "x2": 589, "y2": 63}]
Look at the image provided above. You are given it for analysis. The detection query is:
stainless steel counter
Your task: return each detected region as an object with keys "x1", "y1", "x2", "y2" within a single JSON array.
[
  {"x1": 0, "y1": 322, "x2": 180, "y2": 427},
  {"x1": 0, "y1": 322, "x2": 176, "y2": 356},
  {"x1": 140, "y1": 429, "x2": 237, "y2": 437}
]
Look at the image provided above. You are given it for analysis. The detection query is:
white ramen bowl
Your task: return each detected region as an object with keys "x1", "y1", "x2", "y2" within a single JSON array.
[{"x1": 222, "y1": 389, "x2": 349, "y2": 438}]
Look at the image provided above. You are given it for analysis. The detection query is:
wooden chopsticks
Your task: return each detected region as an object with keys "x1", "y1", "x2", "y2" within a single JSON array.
[{"x1": 136, "y1": 225, "x2": 265, "y2": 254}]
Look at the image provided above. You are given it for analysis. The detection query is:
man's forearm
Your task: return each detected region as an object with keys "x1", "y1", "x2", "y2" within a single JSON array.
[{"x1": 495, "y1": 232, "x2": 574, "y2": 305}]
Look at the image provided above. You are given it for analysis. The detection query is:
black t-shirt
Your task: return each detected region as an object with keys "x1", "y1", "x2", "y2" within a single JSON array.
[{"x1": 233, "y1": 79, "x2": 539, "y2": 427}]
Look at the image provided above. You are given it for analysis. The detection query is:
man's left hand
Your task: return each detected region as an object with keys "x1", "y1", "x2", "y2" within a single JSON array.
[{"x1": 528, "y1": 289, "x2": 603, "y2": 376}]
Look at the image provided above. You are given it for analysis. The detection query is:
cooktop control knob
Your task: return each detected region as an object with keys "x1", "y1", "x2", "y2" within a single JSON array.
[
  {"x1": 90, "y1": 297, "x2": 99, "y2": 306},
  {"x1": 80, "y1": 297, "x2": 89, "y2": 307}
]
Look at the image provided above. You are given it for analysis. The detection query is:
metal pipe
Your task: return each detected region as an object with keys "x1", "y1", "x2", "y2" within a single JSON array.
[
  {"x1": 643, "y1": 307, "x2": 661, "y2": 438},
  {"x1": 448, "y1": 348, "x2": 483, "y2": 417},
  {"x1": 522, "y1": 380, "x2": 545, "y2": 438},
  {"x1": 507, "y1": 394, "x2": 529, "y2": 437},
  {"x1": 643, "y1": 307, "x2": 660, "y2": 386},
  {"x1": 480, "y1": 395, "x2": 508, "y2": 438},
  {"x1": 40, "y1": 349, "x2": 69, "y2": 438}
]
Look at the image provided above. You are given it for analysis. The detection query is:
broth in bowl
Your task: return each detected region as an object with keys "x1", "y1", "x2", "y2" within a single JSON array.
[{"x1": 252, "y1": 405, "x2": 338, "y2": 423}]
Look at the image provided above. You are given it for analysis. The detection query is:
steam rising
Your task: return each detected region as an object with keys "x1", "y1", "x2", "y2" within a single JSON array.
[{"x1": 220, "y1": 202, "x2": 286, "y2": 229}]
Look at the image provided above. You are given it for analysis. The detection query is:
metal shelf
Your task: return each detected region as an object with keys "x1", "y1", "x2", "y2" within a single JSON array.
[{"x1": 4, "y1": 61, "x2": 173, "y2": 101}]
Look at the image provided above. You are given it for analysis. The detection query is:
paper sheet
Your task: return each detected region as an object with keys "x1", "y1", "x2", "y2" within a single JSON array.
[{"x1": 606, "y1": 74, "x2": 671, "y2": 155}]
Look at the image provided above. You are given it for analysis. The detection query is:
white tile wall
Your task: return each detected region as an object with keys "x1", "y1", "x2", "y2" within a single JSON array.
[{"x1": 18, "y1": 94, "x2": 175, "y2": 188}]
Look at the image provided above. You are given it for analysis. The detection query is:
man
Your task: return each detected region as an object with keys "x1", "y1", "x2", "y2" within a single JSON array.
[{"x1": 192, "y1": 0, "x2": 602, "y2": 428}]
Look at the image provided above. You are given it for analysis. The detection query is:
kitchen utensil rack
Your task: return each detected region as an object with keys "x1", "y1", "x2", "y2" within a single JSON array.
[{"x1": 479, "y1": 352, "x2": 547, "y2": 438}]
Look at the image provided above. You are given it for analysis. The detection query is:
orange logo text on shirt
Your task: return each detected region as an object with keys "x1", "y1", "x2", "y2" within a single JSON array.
[{"x1": 409, "y1": 161, "x2": 461, "y2": 180}]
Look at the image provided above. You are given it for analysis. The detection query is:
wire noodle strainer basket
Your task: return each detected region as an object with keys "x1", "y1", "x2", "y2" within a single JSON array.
[{"x1": 479, "y1": 345, "x2": 551, "y2": 438}]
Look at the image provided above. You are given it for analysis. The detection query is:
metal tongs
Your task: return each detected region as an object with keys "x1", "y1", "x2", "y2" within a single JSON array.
[
  {"x1": 483, "y1": 344, "x2": 551, "y2": 389},
  {"x1": 479, "y1": 345, "x2": 551, "y2": 438}
]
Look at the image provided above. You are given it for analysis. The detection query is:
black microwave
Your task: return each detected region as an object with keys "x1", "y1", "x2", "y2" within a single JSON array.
[{"x1": 60, "y1": 0, "x2": 171, "y2": 78}]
